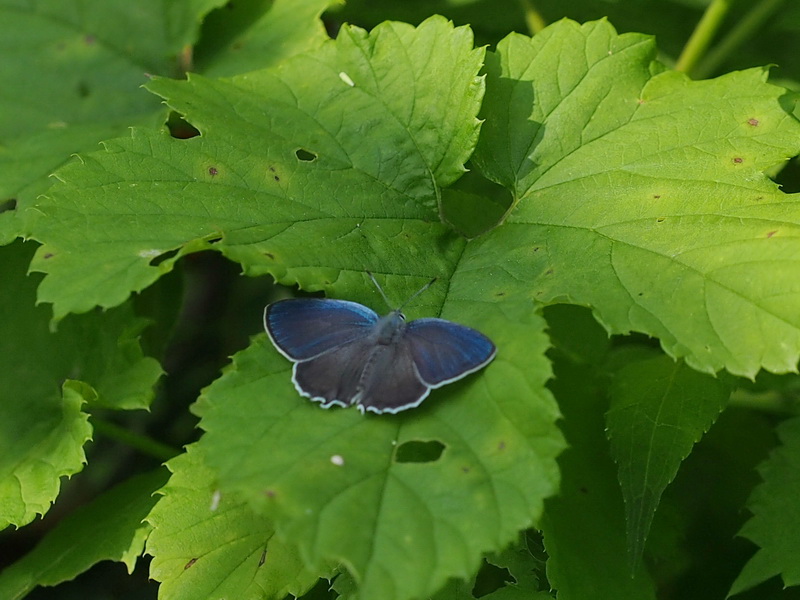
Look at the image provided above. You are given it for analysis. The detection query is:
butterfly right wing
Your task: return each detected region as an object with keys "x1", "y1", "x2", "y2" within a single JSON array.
[{"x1": 264, "y1": 298, "x2": 378, "y2": 361}]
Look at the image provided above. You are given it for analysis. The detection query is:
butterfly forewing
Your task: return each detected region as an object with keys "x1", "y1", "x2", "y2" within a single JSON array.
[
  {"x1": 405, "y1": 318, "x2": 496, "y2": 386},
  {"x1": 265, "y1": 298, "x2": 378, "y2": 361}
]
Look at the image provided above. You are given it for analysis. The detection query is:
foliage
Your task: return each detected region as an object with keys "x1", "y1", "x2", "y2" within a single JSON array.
[{"x1": 1, "y1": 1, "x2": 800, "y2": 599}]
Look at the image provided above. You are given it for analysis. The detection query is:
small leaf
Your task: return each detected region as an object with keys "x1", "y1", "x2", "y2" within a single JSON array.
[
  {"x1": 606, "y1": 355, "x2": 730, "y2": 569},
  {"x1": 541, "y1": 358, "x2": 656, "y2": 599},
  {"x1": 0, "y1": 241, "x2": 161, "y2": 528},
  {"x1": 470, "y1": 19, "x2": 800, "y2": 378},
  {"x1": 146, "y1": 444, "x2": 324, "y2": 600},
  {"x1": 0, "y1": 469, "x2": 168, "y2": 600},
  {"x1": 729, "y1": 416, "x2": 800, "y2": 596}
]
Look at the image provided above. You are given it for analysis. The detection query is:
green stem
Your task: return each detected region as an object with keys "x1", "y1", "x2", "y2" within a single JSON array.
[
  {"x1": 675, "y1": 0, "x2": 733, "y2": 75},
  {"x1": 518, "y1": 0, "x2": 547, "y2": 35},
  {"x1": 693, "y1": 0, "x2": 786, "y2": 79},
  {"x1": 728, "y1": 389, "x2": 799, "y2": 414},
  {"x1": 91, "y1": 418, "x2": 180, "y2": 462}
]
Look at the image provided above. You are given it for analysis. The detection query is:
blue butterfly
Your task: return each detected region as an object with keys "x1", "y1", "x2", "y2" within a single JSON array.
[{"x1": 264, "y1": 274, "x2": 496, "y2": 414}]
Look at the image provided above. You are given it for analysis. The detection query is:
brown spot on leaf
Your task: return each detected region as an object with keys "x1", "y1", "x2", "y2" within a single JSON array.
[
  {"x1": 84, "y1": 34, "x2": 96, "y2": 45},
  {"x1": 44, "y1": 253, "x2": 54, "y2": 259},
  {"x1": 767, "y1": 230, "x2": 777, "y2": 238},
  {"x1": 733, "y1": 157, "x2": 743, "y2": 164},
  {"x1": 259, "y1": 549, "x2": 267, "y2": 566},
  {"x1": 653, "y1": 195, "x2": 661, "y2": 199},
  {"x1": 657, "y1": 217, "x2": 666, "y2": 223},
  {"x1": 748, "y1": 118, "x2": 759, "y2": 126},
  {"x1": 265, "y1": 489, "x2": 276, "y2": 498},
  {"x1": 184, "y1": 558, "x2": 198, "y2": 570},
  {"x1": 208, "y1": 167, "x2": 218, "y2": 176}
]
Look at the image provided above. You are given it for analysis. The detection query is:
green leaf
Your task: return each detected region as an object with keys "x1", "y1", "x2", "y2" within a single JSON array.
[
  {"x1": 0, "y1": 0, "x2": 218, "y2": 206},
  {"x1": 146, "y1": 444, "x2": 324, "y2": 600},
  {"x1": 606, "y1": 355, "x2": 730, "y2": 569},
  {"x1": 196, "y1": 0, "x2": 340, "y2": 77},
  {"x1": 729, "y1": 416, "x2": 800, "y2": 596},
  {"x1": 541, "y1": 357, "x2": 656, "y2": 599},
  {"x1": 470, "y1": 19, "x2": 800, "y2": 378},
  {"x1": 0, "y1": 241, "x2": 161, "y2": 529},
  {"x1": 25, "y1": 16, "x2": 485, "y2": 320},
  {"x1": 194, "y1": 287, "x2": 561, "y2": 600},
  {"x1": 0, "y1": 469, "x2": 168, "y2": 600}
]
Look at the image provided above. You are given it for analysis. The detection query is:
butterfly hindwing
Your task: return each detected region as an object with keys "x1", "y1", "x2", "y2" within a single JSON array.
[{"x1": 353, "y1": 339, "x2": 430, "y2": 413}]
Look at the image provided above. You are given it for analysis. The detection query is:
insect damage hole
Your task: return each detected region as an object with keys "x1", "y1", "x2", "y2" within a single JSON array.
[
  {"x1": 394, "y1": 440, "x2": 446, "y2": 463},
  {"x1": 295, "y1": 148, "x2": 317, "y2": 162},
  {"x1": 144, "y1": 248, "x2": 180, "y2": 266}
]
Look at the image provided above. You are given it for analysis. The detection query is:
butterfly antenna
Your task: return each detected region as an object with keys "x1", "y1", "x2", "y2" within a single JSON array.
[
  {"x1": 366, "y1": 271, "x2": 393, "y2": 308},
  {"x1": 366, "y1": 272, "x2": 437, "y2": 310}
]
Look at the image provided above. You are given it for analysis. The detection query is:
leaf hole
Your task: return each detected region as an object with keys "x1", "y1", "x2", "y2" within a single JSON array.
[
  {"x1": 394, "y1": 440, "x2": 445, "y2": 463},
  {"x1": 148, "y1": 248, "x2": 180, "y2": 266},
  {"x1": 295, "y1": 148, "x2": 317, "y2": 162},
  {"x1": 166, "y1": 112, "x2": 200, "y2": 139},
  {"x1": 0, "y1": 198, "x2": 16, "y2": 214}
]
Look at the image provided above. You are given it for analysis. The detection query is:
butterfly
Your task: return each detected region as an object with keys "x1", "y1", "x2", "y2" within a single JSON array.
[{"x1": 264, "y1": 273, "x2": 496, "y2": 414}]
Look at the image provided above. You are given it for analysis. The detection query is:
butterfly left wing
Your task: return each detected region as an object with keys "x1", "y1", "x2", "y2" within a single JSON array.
[
  {"x1": 404, "y1": 318, "x2": 496, "y2": 387},
  {"x1": 264, "y1": 298, "x2": 378, "y2": 361}
]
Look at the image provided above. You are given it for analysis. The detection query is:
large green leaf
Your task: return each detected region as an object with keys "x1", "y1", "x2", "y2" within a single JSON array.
[
  {"x1": 0, "y1": 469, "x2": 168, "y2": 600},
  {"x1": 470, "y1": 19, "x2": 800, "y2": 378},
  {"x1": 0, "y1": 0, "x2": 333, "y2": 244},
  {"x1": 729, "y1": 416, "x2": 800, "y2": 595},
  {"x1": 24, "y1": 16, "x2": 485, "y2": 320},
  {"x1": 0, "y1": 241, "x2": 162, "y2": 529},
  {"x1": 146, "y1": 444, "x2": 323, "y2": 600},
  {"x1": 195, "y1": 0, "x2": 339, "y2": 76},
  {"x1": 606, "y1": 355, "x2": 730, "y2": 569},
  {"x1": 194, "y1": 289, "x2": 559, "y2": 600},
  {"x1": 0, "y1": 0, "x2": 224, "y2": 209}
]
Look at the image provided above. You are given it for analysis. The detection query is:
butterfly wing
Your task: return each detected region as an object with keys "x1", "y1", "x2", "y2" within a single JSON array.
[
  {"x1": 264, "y1": 298, "x2": 378, "y2": 361},
  {"x1": 404, "y1": 318, "x2": 496, "y2": 387},
  {"x1": 352, "y1": 341, "x2": 430, "y2": 413},
  {"x1": 292, "y1": 336, "x2": 375, "y2": 407}
]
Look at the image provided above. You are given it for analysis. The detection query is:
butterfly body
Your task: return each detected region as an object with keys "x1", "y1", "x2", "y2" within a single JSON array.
[{"x1": 265, "y1": 294, "x2": 495, "y2": 414}]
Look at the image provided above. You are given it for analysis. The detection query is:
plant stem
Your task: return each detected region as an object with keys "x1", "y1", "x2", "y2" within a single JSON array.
[
  {"x1": 693, "y1": 0, "x2": 786, "y2": 79},
  {"x1": 675, "y1": 0, "x2": 733, "y2": 75},
  {"x1": 728, "y1": 389, "x2": 799, "y2": 414},
  {"x1": 519, "y1": 0, "x2": 547, "y2": 35},
  {"x1": 91, "y1": 417, "x2": 180, "y2": 461}
]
